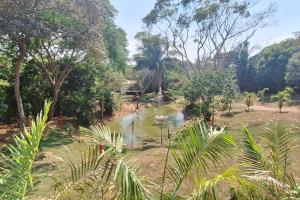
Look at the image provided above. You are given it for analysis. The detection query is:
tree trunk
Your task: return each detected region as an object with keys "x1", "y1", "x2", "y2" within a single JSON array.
[
  {"x1": 101, "y1": 99, "x2": 104, "y2": 119},
  {"x1": 161, "y1": 66, "x2": 166, "y2": 95},
  {"x1": 49, "y1": 83, "x2": 60, "y2": 121},
  {"x1": 136, "y1": 100, "x2": 139, "y2": 110},
  {"x1": 15, "y1": 39, "x2": 27, "y2": 132}
]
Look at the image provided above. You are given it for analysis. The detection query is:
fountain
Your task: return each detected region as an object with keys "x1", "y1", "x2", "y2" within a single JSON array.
[
  {"x1": 155, "y1": 87, "x2": 168, "y2": 121},
  {"x1": 154, "y1": 88, "x2": 168, "y2": 145},
  {"x1": 108, "y1": 88, "x2": 185, "y2": 146}
]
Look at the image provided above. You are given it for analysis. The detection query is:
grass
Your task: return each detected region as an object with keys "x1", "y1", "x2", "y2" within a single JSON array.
[{"x1": 40, "y1": 129, "x2": 73, "y2": 149}]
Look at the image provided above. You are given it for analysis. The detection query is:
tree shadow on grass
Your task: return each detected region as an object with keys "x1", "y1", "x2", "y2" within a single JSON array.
[
  {"x1": 40, "y1": 129, "x2": 74, "y2": 149},
  {"x1": 220, "y1": 111, "x2": 243, "y2": 118}
]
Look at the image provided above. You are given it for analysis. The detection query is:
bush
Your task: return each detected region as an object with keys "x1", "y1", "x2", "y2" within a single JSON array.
[
  {"x1": 0, "y1": 87, "x2": 8, "y2": 122},
  {"x1": 184, "y1": 104, "x2": 202, "y2": 118}
]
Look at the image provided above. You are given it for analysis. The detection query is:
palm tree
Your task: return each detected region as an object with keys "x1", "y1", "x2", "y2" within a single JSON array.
[
  {"x1": 163, "y1": 121, "x2": 236, "y2": 199},
  {"x1": 244, "y1": 92, "x2": 257, "y2": 112},
  {"x1": 133, "y1": 32, "x2": 170, "y2": 94},
  {"x1": 238, "y1": 121, "x2": 299, "y2": 199},
  {"x1": 272, "y1": 87, "x2": 293, "y2": 113},
  {"x1": 0, "y1": 101, "x2": 51, "y2": 200}
]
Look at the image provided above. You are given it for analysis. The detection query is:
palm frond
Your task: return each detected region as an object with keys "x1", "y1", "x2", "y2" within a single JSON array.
[
  {"x1": 113, "y1": 158, "x2": 154, "y2": 200},
  {"x1": 189, "y1": 167, "x2": 240, "y2": 200},
  {"x1": 263, "y1": 121, "x2": 297, "y2": 181},
  {"x1": 0, "y1": 101, "x2": 51, "y2": 200},
  {"x1": 53, "y1": 125, "x2": 153, "y2": 200},
  {"x1": 168, "y1": 121, "x2": 236, "y2": 196},
  {"x1": 52, "y1": 145, "x2": 116, "y2": 200},
  {"x1": 241, "y1": 127, "x2": 266, "y2": 173},
  {"x1": 80, "y1": 125, "x2": 123, "y2": 153},
  {"x1": 240, "y1": 122, "x2": 297, "y2": 198},
  {"x1": 242, "y1": 170, "x2": 291, "y2": 194}
]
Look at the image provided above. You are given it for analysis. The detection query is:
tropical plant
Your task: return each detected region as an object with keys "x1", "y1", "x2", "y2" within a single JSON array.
[
  {"x1": 239, "y1": 122, "x2": 299, "y2": 199},
  {"x1": 190, "y1": 167, "x2": 240, "y2": 200},
  {"x1": 134, "y1": 32, "x2": 171, "y2": 94},
  {"x1": 51, "y1": 125, "x2": 153, "y2": 200},
  {"x1": 244, "y1": 92, "x2": 257, "y2": 112},
  {"x1": 165, "y1": 121, "x2": 236, "y2": 198},
  {"x1": 272, "y1": 87, "x2": 293, "y2": 113},
  {"x1": 257, "y1": 88, "x2": 270, "y2": 103},
  {"x1": 133, "y1": 69, "x2": 154, "y2": 109},
  {"x1": 0, "y1": 101, "x2": 51, "y2": 200}
]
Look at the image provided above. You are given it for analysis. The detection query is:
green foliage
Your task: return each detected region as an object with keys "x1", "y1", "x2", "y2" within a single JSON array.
[
  {"x1": 0, "y1": 0, "x2": 50, "y2": 41},
  {"x1": 72, "y1": 91, "x2": 94, "y2": 125},
  {"x1": 257, "y1": 88, "x2": 270, "y2": 103},
  {"x1": 239, "y1": 122, "x2": 299, "y2": 199},
  {"x1": 0, "y1": 0, "x2": 127, "y2": 125},
  {"x1": 168, "y1": 121, "x2": 235, "y2": 197},
  {"x1": 255, "y1": 37, "x2": 300, "y2": 92},
  {"x1": 52, "y1": 125, "x2": 153, "y2": 199},
  {"x1": 182, "y1": 69, "x2": 237, "y2": 120},
  {"x1": 134, "y1": 32, "x2": 170, "y2": 92},
  {"x1": 0, "y1": 101, "x2": 51, "y2": 199},
  {"x1": 0, "y1": 87, "x2": 8, "y2": 121},
  {"x1": 190, "y1": 167, "x2": 240, "y2": 200},
  {"x1": 165, "y1": 60, "x2": 184, "y2": 100},
  {"x1": 272, "y1": 87, "x2": 293, "y2": 112},
  {"x1": 286, "y1": 51, "x2": 300, "y2": 87},
  {"x1": 244, "y1": 92, "x2": 257, "y2": 112},
  {"x1": 103, "y1": 21, "x2": 129, "y2": 72},
  {"x1": 21, "y1": 60, "x2": 52, "y2": 116},
  {"x1": 241, "y1": 36, "x2": 300, "y2": 93},
  {"x1": 221, "y1": 70, "x2": 238, "y2": 114}
]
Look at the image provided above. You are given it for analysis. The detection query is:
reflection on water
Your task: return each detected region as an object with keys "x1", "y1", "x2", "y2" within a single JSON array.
[{"x1": 107, "y1": 105, "x2": 185, "y2": 145}]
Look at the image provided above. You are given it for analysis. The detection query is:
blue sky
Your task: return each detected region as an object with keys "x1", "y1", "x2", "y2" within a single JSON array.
[{"x1": 111, "y1": 0, "x2": 300, "y2": 57}]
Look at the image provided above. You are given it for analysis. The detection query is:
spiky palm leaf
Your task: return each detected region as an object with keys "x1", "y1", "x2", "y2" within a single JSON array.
[
  {"x1": 52, "y1": 145, "x2": 117, "y2": 200},
  {"x1": 189, "y1": 167, "x2": 240, "y2": 200},
  {"x1": 168, "y1": 121, "x2": 236, "y2": 196},
  {"x1": 80, "y1": 125, "x2": 123, "y2": 153},
  {"x1": 0, "y1": 101, "x2": 51, "y2": 200},
  {"x1": 240, "y1": 122, "x2": 298, "y2": 198},
  {"x1": 241, "y1": 127, "x2": 266, "y2": 173},
  {"x1": 53, "y1": 125, "x2": 153, "y2": 200},
  {"x1": 263, "y1": 122, "x2": 297, "y2": 182},
  {"x1": 114, "y1": 158, "x2": 153, "y2": 200}
]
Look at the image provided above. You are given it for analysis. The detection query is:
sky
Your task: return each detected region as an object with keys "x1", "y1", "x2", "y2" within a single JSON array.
[{"x1": 111, "y1": 0, "x2": 300, "y2": 58}]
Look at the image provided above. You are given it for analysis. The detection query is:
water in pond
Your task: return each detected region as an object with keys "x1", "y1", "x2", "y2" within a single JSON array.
[{"x1": 107, "y1": 105, "x2": 185, "y2": 146}]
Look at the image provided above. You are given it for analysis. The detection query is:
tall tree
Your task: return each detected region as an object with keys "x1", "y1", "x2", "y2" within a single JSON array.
[
  {"x1": 143, "y1": 0, "x2": 274, "y2": 118},
  {"x1": 133, "y1": 32, "x2": 170, "y2": 93},
  {"x1": 234, "y1": 42, "x2": 252, "y2": 91},
  {"x1": 286, "y1": 52, "x2": 300, "y2": 88},
  {"x1": 29, "y1": 1, "x2": 112, "y2": 120},
  {"x1": 143, "y1": 0, "x2": 274, "y2": 79},
  {"x1": 0, "y1": 0, "x2": 50, "y2": 131},
  {"x1": 103, "y1": 21, "x2": 129, "y2": 72}
]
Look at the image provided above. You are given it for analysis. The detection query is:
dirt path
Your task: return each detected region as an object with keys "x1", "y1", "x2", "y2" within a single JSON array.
[
  {"x1": 215, "y1": 102, "x2": 300, "y2": 130},
  {"x1": 253, "y1": 103, "x2": 300, "y2": 112}
]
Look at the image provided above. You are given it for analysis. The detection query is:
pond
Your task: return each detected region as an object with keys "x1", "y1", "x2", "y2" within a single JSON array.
[{"x1": 107, "y1": 104, "x2": 185, "y2": 146}]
